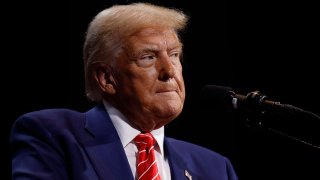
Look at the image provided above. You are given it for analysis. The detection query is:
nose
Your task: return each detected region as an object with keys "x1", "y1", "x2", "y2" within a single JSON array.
[{"x1": 158, "y1": 55, "x2": 176, "y2": 81}]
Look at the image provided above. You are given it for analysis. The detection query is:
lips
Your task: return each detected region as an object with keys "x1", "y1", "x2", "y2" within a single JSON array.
[
  {"x1": 155, "y1": 78, "x2": 180, "y2": 94},
  {"x1": 156, "y1": 85, "x2": 177, "y2": 93}
]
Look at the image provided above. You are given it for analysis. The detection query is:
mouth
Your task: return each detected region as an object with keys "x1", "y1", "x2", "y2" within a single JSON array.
[
  {"x1": 156, "y1": 88, "x2": 177, "y2": 93},
  {"x1": 156, "y1": 81, "x2": 179, "y2": 94}
]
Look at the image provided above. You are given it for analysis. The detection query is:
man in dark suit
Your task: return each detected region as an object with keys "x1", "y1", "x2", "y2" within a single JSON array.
[{"x1": 11, "y1": 3, "x2": 237, "y2": 180}]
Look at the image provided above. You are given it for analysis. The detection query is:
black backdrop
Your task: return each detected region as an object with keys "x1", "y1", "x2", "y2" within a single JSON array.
[{"x1": 2, "y1": 0, "x2": 319, "y2": 179}]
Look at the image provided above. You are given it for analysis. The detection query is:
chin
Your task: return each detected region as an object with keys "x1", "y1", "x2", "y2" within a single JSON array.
[{"x1": 156, "y1": 104, "x2": 183, "y2": 120}]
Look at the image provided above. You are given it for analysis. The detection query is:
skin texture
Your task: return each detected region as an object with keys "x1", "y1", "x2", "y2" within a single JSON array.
[{"x1": 96, "y1": 27, "x2": 185, "y2": 132}]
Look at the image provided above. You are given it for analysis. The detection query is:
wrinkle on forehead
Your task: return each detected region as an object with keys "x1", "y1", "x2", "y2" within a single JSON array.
[
  {"x1": 134, "y1": 27, "x2": 180, "y2": 47},
  {"x1": 124, "y1": 27, "x2": 182, "y2": 55}
]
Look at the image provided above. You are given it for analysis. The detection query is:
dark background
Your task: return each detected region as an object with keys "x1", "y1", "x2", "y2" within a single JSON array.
[{"x1": 2, "y1": 0, "x2": 319, "y2": 179}]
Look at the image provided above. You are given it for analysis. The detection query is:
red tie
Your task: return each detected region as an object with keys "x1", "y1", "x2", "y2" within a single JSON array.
[{"x1": 134, "y1": 133, "x2": 161, "y2": 180}]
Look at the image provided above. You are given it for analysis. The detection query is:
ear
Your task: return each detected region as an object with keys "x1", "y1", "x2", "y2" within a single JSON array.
[{"x1": 94, "y1": 65, "x2": 117, "y2": 95}]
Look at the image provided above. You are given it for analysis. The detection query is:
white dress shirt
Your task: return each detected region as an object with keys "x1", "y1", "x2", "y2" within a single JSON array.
[{"x1": 103, "y1": 101, "x2": 171, "y2": 180}]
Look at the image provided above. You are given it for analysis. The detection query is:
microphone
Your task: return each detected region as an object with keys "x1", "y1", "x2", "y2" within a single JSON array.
[
  {"x1": 201, "y1": 85, "x2": 320, "y2": 149},
  {"x1": 201, "y1": 85, "x2": 283, "y2": 113},
  {"x1": 200, "y1": 85, "x2": 319, "y2": 117}
]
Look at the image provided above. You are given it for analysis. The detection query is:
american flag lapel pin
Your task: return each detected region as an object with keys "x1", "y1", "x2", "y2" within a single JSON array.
[{"x1": 185, "y1": 169, "x2": 192, "y2": 180}]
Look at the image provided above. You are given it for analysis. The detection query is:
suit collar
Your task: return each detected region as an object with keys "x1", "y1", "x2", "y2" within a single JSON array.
[
  {"x1": 84, "y1": 104, "x2": 117, "y2": 137},
  {"x1": 82, "y1": 104, "x2": 134, "y2": 180}
]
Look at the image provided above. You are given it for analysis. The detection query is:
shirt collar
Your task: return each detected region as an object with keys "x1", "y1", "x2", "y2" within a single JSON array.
[{"x1": 103, "y1": 100, "x2": 165, "y2": 155}]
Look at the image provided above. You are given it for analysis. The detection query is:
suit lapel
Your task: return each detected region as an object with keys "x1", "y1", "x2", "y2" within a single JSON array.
[
  {"x1": 81, "y1": 104, "x2": 133, "y2": 180},
  {"x1": 165, "y1": 138, "x2": 192, "y2": 180}
]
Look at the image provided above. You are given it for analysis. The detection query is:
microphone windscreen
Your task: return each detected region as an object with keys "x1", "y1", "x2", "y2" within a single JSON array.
[{"x1": 200, "y1": 85, "x2": 233, "y2": 108}]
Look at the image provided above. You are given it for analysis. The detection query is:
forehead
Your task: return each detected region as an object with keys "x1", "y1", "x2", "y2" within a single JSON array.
[{"x1": 126, "y1": 27, "x2": 181, "y2": 48}]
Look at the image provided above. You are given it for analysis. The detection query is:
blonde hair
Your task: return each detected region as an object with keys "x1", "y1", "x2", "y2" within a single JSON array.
[{"x1": 83, "y1": 3, "x2": 188, "y2": 102}]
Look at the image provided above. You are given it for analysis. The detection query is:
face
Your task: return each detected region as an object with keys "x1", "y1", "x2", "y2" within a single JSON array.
[{"x1": 108, "y1": 27, "x2": 185, "y2": 132}]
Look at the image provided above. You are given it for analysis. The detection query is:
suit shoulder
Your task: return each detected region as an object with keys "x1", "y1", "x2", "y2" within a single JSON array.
[
  {"x1": 12, "y1": 108, "x2": 85, "y2": 134},
  {"x1": 22, "y1": 108, "x2": 82, "y2": 118},
  {"x1": 16, "y1": 108, "x2": 82, "y2": 122}
]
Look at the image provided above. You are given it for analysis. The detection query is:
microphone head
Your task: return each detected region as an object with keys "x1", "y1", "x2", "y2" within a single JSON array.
[{"x1": 200, "y1": 85, "x2": 234, "y2": 109}]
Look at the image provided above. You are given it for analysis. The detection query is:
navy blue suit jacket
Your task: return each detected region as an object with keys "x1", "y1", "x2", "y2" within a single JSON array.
[{"x1": 11, "y1": 104, "x2": 237, "y2": 180}]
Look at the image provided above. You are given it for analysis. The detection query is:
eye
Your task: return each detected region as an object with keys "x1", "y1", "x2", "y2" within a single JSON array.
[
  {"x1": 170, "y1": 52, "x2": 180, "y2": 58},
  {"x1": 136, "y1": 54, "x2": 156, "y2": 67},
  {"x1": 140, "y1": 54, "x2": 156, "y2": 61},
  {"x1": 169, "y1": 51, "x2": 181, "y2": 62}
]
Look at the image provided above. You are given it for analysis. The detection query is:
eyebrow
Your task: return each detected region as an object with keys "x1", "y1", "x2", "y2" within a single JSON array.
[{"x1": 123, "y1": 41, "x2": 183, "y2": 60}]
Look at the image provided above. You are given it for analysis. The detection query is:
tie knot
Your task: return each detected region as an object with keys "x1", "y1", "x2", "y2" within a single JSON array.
[{"x1": 134, "y1": 133, "x2": 155, "y2": 149}]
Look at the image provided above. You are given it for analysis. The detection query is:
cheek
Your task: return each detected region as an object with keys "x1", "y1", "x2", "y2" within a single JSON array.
[
  {"x1": 132, "y1": 69, "x2": 159, "y2": 92},
  {"x1": 175, "y1": 67, "x2": 185, "y2": 88},
  {"x1": 144, "y1": 68, "x2": 159, "y2": 80},
  {"x1": 144, "y1": 67, "x2": 160, "y2": 82}
]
